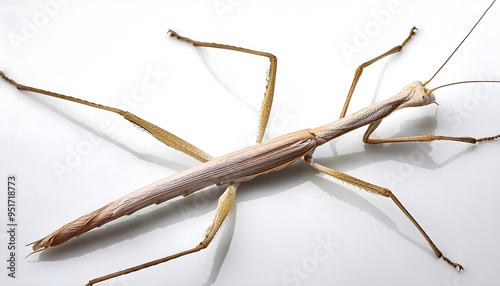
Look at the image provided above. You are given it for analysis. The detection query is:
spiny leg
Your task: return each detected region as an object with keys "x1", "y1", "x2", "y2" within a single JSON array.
[
  {"x1": 0, "y1": 71, "x2": 213, "y2": 163},
  {"x1": 303, "y1": 154, "x2": 463, "y2": 271},
  {"x1": 363, "y1": 119, "x2": 500, "y2": 144},
  {"x1": 168, "y1": 29, "x2": 277, "y2": 143},
  {"x1": 85, "y1": 182, "x2": 239, "y2": 286},
  {"x1": 340, "y1": 27, "x2": 417, "y2": 119}
]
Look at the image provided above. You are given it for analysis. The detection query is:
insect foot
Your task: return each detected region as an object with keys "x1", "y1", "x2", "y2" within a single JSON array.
[
  {"x1": 442, "y1": 256, "x2": 464, "y2": 272},
  {"x1": 476, "y1": 134, "x2": 500, "y2": 143}
]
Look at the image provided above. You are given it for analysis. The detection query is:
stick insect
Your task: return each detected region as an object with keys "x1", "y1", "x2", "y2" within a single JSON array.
[{"x1": 2, "y1": 1, "x2": 500, "y2": 285}]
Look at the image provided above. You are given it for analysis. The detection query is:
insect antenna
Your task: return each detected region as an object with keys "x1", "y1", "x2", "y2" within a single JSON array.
[
  {"x1": 424, "y1": 0, "x2": 496, "y2": 86},
  {"x1": 427, "y1": 80, "x2": 500, "y2": 94}
]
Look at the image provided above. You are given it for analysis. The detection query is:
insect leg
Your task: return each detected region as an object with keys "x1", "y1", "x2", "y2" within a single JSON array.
[
  {"x1": 304, "y1": 154, "x2": 463, "y2": 271},
  {"x1": 362, "y1": 119, "x2": 500, "y2": 144},
  {"x1": 168, "y1": 30, "x2": 277, "y2": 143},
  {"x1": 85, "y1": 182, "x2": 238, "y2": 286},
  {"x1": 340, "y1": 26, "x2": 417, "y2": 119}
]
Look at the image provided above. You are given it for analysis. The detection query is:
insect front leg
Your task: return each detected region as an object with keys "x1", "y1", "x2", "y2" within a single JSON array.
[
  {"x1": 339, "y1": 26, "x2": 417, "y2": 119},
  {"x1": 362, "y1": 118, "x2": 500, "y2": 144}
]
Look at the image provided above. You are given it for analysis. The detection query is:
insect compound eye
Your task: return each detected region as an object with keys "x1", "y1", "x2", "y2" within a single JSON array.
[{"x1": 421, "y1": 94, "x2": 429, "y2": 104}]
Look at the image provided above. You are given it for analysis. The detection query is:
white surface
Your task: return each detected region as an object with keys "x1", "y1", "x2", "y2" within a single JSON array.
[{"x1": 1, "y1": 1, "x2": 500, "y2": 286}]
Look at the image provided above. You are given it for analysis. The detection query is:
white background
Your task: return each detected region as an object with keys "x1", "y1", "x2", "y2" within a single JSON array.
[{"x1": 1, "y1": 0, "x2": 500, "y2": 286}]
